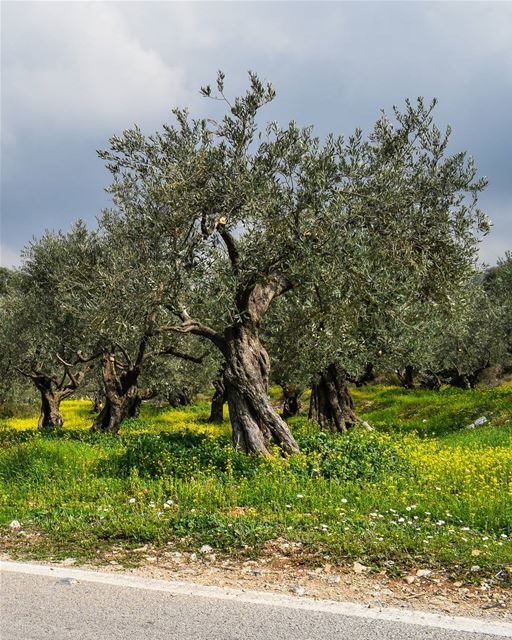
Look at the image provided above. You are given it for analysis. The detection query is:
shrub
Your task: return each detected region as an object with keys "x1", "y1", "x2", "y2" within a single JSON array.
[
  {"x1": 114, "y1": 424, "x2": 406, "y2": 483},
  {"x1": 292, "y1": 423, "x2": 408, "y2": 481},
  {"x1": 114, "y1": 431, "x2": 263, "y2": 479}
]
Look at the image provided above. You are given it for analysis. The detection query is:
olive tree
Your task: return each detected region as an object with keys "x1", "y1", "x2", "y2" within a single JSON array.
[
  {"x1": 96, "y1": 73, "x2": 489, "y2": 451},
  {"x1": 0, "y1": 224, "x2": 100, "y2": 427},
  {"x1": 263, "y1": 95, "x2": 490, "y2": 429},
  {"x1": 430, "y1": 282, "x2": 506, "y2": 388},
  {"x1": 485, "y1": 252, "x2": 512, "y2": 368},
  {"x1": 61, "y1": 199, "x2": 217, "y2": 434}
]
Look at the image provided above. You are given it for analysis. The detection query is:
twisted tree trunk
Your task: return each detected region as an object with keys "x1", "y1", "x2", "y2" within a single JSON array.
[
  {"x1": 162, "y1": 262, "x2": 299, "y2": 454},
  {"x1": 91, "y1": 353, "x2": 140, "y2": 434},
  {"x1": 38, "y1": 388, "x2": 65, "y2": 429},
  {"x1": 397, "y1": 365, "x2": 415, "y2": 389},
  {"x1": 208, "y1": 378, "x2": 226, "y2": 423},
  {"x1": 18, "y1": 358, "x2": 93, "y2": 430},
  {"x1": 309, "y1": 363, "x2": 357, "y2": 433},
  {"x1": 91, "y1": 386, "x2": 139, "y2": 433},
  {"x1": 223, "y1": 326, "x2": 299, "y2": 455},
  {"x1": 168, "y1": 388, "x2": 193, "y2": 408},
  {"x1": 281, "y1": 384, "x2": 302, "y2": 420}
]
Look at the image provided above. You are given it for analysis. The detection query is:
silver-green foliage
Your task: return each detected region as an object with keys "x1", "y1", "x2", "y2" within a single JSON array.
[{"x1": 96, "y1": 73, "x2": 489, "y2": 379}]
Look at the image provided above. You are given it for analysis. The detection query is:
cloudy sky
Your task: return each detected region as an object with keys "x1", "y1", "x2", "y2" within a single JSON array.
[{"x1": 1, "y1": 1, "x2": 511, "y2": 267}]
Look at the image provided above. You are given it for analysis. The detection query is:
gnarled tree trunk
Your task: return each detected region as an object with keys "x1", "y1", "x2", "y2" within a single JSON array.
[
  {"x1": 223, "y1": 326, "x2": 299, "y2": 455},
  {"x1": 309, "y1": 363, "x2": 357, "y2": 433},
  {"x1": 208, "y1": 378, "x2": 226, "y2": 423},
  {"x1": 91, "y1": 353, "x2": 140, "y2": 434},
  {"x1": 91, "y1": 386, "x2": 139, "y2": 433},
  {"x1": 165, "y1": 270, "x2": 299, "y2": 455},
  {"x1": 281, "y1": 384, "x2": 302, "y2": 420},
  {"x1": 168, "y1": 388, "x2": 193, "y2": 408},
  {"x1": 38, "y1": 388, "x2": 65, "y2": 429},
  {"x1": 18, "y1": 355, "x2": 95, "y2": 430},
  {"x1": 397, "y1": 365, "x2": 415, "y2": 389}
]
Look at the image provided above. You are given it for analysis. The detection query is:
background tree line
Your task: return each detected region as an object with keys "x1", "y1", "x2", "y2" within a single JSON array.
[{"x1": 1, "y1": 73, "x2": 510, "y2": 454}]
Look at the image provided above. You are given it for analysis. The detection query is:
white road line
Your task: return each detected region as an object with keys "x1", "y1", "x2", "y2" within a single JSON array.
[{"x1": 2, "y1": 560, "x2": 511, "y2": 637}]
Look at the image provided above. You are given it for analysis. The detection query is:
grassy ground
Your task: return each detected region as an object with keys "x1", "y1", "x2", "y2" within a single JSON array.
[{"x1": 0, "y1": 385, "x2": 511, "y2": 583}]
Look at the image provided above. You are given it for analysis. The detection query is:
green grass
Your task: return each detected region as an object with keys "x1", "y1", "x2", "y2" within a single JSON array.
[
  {"x1": 352, "y1": 384, "x2": 512, "y2": 438},
  {"x1": 0, "y1": 384, "x2": 511, "y2": 583}
]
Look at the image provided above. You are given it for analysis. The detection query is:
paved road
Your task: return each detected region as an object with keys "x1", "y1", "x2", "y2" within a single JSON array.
[{"x1": 1, "y1": 562, "x2": 511, "y2": 639}]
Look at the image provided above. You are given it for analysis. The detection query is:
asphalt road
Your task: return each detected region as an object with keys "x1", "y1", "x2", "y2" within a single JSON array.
[{"x1": 1, "y1": 562, "x2": 511, "y2": 640}]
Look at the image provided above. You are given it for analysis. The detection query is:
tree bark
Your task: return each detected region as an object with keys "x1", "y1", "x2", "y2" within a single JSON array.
[
  {"x1": 92, "y1": 395, "x2": 103, "y2": 413},
  {"x1": 127, "y1": 393, "x2": 142, "y2": 418},
  {"x1": 397, "y1": 365, "x2": 415, "y2": 389},
  {"x1": 91, "y1": 353, "x2": 140, "y2": 434},
  {"x1": 281, "y1": 384, "x2": 302, "y2": 420},
  {"x1": 223, "y1": 326, "x2": 299, "y2": 455},
  {"x1": 309, "y1": 364, "x2": 357, "y2": 433},
  {"x1": 168, "y1": 388, "x2": 193, "y2": 408},
  {"x1": 208, "y1": 378, "x2": 226, "y2": 423},
  {"x1": 91, "y1": 387, "x2": 139, "y2": 433},
  {"x1": 162, "y1": 273, "x2": 299, "y2": 455},
  {"x1": 38, "y1": 389, "x2": 65, "y2": 429}
]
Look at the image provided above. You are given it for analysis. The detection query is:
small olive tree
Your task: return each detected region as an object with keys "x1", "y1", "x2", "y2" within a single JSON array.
[
  {"x1": 485, "y1": 252, "x2": 512, "y2": 368},
  {"x1": 0, "y1": 224, "x2": 100, "y2": 427},
  {"x1": 61, "y1": 212, "x2": 217, "y2": 434}
]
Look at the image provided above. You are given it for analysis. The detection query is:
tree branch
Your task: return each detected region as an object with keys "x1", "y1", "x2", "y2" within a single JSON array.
[
  {"x1": 113, "y1": 342, "x2": 132, "y2": 368},
  {"x1": 75, "y1": 350, "x2": 103, "y2": 364},
  {"x1": 217, "y1": 222, "x2": 239, "y2": 273},
  {"x1": 15, "y1": 365, "x2": 59, "y2": 388},
  {"x1": 156, "y1": 346, "x2": 207, "y2": 364},
  {"x1": 14, "y1": 366, "x2": 38, "y2": 380},
  {"x1": 56, "y1": 353, "x2": 95, "y2": 391},
  {"x1": 56, "y1": 354, "x2": 80, "y2": 389},
  {"x1": 158, "y1": 310, "x2": 227, "y2": 353}
]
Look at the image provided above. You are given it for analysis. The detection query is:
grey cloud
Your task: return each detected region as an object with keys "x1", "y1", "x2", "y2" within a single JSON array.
[{"x1": 1, "y1": 1, "x2": 511, "y2": 266}]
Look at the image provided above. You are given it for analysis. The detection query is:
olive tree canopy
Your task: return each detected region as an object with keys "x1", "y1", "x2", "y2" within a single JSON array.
[
  {"x1": 0, "y1": 223, "x2": 100, "y2": 427},
  {"x1": 60, "y1": 202, "x2": 218, "y2": 434},
  {"x1": 95, "y1": 72, "x2": 490, "y2": 452}
]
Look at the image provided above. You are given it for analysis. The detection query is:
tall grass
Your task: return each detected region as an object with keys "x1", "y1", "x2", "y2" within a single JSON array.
[{"x1": 0, "y1": 385, "x2": 511, "y2": 579}]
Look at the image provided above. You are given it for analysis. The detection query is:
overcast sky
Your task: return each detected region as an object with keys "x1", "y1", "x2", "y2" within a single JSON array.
[{"x1": 1, "y1": 1, "x2": 511, "y2": 267}]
